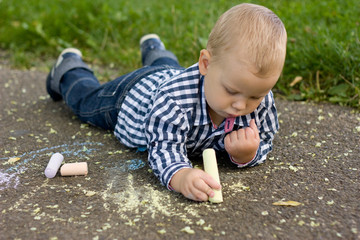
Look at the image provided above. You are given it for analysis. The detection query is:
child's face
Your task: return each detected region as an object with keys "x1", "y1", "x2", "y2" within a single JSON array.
[{"x1": 200, "y1": 48, "x2": 280, "y2": 124}]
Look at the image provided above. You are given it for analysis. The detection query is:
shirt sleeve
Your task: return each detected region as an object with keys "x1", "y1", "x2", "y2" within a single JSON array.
[
  {"x1": 231, "y1": 91, "x2": 279, "y2": 168},
  {"x1": 145, "y1": 92, "x2": 192, "y2": 189}
]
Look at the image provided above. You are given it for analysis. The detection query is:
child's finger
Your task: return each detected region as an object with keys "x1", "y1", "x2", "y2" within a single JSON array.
[
  {"x1": 224, "y1": 134, "x2": 232, "y2": 148},
  {"x1": 236, "y1": 128, "x2": 246, "y2": 141},
  {"x1": 187, "y1": 190, "x2": 208, "y2": 201},
  {"x1": 226, "y1": 130, "x2": 240, "y2": 144},
  {"x1": 190, "y1": 180, "x2": 214, "y2": 201},
  {"x1": 186, "y1": 193, "x2": 196, "y2": 201},
  {"x1": 200, "y1": 172, "x2": 221, "y2": 190},
  {"x1": 246, "y1": 119, "x2": 260, "y2": 139},
  {"x1": 245, "y1": 127, "x2": 255, "y2": 139},
  {"x1": 249, "y1": 119, "x2": 259, "y2": 133}
]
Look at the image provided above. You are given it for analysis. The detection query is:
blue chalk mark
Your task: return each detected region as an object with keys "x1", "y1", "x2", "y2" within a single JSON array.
[
  {"x1": 106, "y1": 158, "x2": 146, "y2": 172},
  {"x1": 0, "y1": 141, "x2": 104, "y2": 190},
  {"x1": 127, "y1": 159, "x2": 146, "y2": 170},
  {"x1": 1, "y1": 142, "x2": 104, "y2": 173},
  {"x1": 0, "y1": 142, "x2": 147, "y2": 191}
]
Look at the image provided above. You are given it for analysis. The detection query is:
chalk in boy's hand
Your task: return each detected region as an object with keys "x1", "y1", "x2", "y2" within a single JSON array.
[
  {"x1": 203, "y1": 149, "x2": 223, "y2": 203},
  {"x1": 169, "y1": 166, "x2": 221, "y2": 202}
]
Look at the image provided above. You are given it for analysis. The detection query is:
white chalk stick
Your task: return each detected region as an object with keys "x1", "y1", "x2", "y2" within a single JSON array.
[
  {"x1": 203, "y1": 148, "x2": 223, "y2": 203},
  {"x1": 45, "y1": 153, "x2": 64, "y2": 178},
  {"x1": 60, "y1": 162, "x2": 88, "y2": 176}
]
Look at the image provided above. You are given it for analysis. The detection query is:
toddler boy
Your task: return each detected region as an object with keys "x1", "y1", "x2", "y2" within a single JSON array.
[{"x1": 46, "y1": 3, "x2": 287, "y2": 201}]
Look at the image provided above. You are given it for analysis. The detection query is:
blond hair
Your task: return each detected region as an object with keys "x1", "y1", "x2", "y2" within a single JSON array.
[{"x1": 207, "y1": 3, "x2": 287, "y2": 76}]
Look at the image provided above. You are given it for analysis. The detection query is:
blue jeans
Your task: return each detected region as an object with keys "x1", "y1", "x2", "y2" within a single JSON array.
[{"x1": 60, "y1": 55, "x2": 183, "y2": 130}]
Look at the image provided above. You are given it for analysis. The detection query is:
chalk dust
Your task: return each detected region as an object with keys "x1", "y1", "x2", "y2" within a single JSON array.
[
  {"x1": 101, "y1": 174, "x2": 177, "y2": 220},
  {"x1": 100, "y1": 172, "x2": 215, "y2": 228},
  {"x1": 226, "y1": 180, "x2": 250, "y2": 193},
  {"x1": 100, "y1": 171, "x2": 248, "y2": 229}
]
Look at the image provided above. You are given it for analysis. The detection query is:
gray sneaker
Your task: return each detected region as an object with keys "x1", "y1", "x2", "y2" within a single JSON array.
[
  {"x1": 140, "y1": 34, "x2": 167, "y2": 66},
  {"x1": 46, "y1": 48, "x2": 92, "y2": 101}
]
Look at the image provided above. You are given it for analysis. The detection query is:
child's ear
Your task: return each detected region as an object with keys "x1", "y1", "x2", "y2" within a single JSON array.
[{"x1": 198, "y1": 49, "x2": 211, "y2": 75}]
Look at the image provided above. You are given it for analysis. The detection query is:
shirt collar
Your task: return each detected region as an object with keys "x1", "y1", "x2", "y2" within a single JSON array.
[{"x1": 194, "y1": 75, "x2": 211, "y2": 126}]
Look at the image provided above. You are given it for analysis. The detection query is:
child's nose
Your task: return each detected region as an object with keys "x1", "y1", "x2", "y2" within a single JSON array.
[{"x1": 232, "y1": 98, "x2": 247, "y2": 111}]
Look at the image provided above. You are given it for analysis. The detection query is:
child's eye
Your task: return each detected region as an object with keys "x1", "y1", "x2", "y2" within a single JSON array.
[{"x1": 225, "y1": 87, "x2": 237, "y2": 95}]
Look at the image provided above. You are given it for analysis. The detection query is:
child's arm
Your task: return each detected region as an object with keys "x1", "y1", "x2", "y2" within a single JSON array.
[
  {"x1": 145, "y1": 92, "x2": 216, "y2": 200},
  {"x1": 169, "y1": 168, "x2": 221, "y2": 201},
  {"x1": 224, "y1": 119, "x2": 260, "y2": 164}
]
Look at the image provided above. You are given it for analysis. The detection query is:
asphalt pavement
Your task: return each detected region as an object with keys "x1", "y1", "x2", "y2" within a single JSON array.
[{"x1": 0, "y1": 62, "x2": 359, "y2": 240}]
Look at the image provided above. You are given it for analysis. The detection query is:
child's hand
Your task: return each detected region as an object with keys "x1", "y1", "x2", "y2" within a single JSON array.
[
  {"x1": 224, "y1": 119, "x2": 260, "y2": 164},
  {"x1": 170, "y1": 168, "x2": 221, "y2": 201}
]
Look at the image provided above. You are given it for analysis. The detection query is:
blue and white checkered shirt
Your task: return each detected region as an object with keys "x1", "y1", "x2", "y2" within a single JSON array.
[{"x1": 114, "y1": 63, "x2": 279, "y2": 189}]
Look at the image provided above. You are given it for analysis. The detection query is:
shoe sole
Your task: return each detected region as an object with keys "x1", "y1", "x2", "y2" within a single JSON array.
[
  {"x1": 140, "y1": 34, "x2": 160, "y2": 45},
  {"x1": 47, "y1": 48, "x2": 83, "y2": 101},
  {"x1": 60, "y1": 48, "x2": 82, "y2": 57}
]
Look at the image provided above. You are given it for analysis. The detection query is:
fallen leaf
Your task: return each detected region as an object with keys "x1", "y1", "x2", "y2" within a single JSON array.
[
  {"x1": 33, "y1": 208, "x2": 41, "y2": 214},
  {"x1": 290, "y1": 76, "x2": 303, "y2": 87},
  {"x1": 203, "y1": 225, "x2": 213, "y2": 231},
  {"x1": 273, "y1": 200, "x2": 302, "y2": 206},
  {"x1": 84, "y1": 190, "x2": 96, "y2": 197},
  {"x1": 298, "y1": 220, "x2": 305, "y2": 226},
  {"x1": 196, "y1": 219, "x2": 205, "y2": 226},
  {"x1": 311, "y1": 221, "x2": 320, "y2": 227},
  {"x1": 80, "y1": 124, "x2": 89, "y2": 129},
  {"x1": 8, "y1": 157, "x2": 21, "y2": 164},
  {"x1": 49, "y1": 128, "x2": 57, "y2": 134},
  {"x1": 261, "y1": 211, "x2": 269, "y2": 216},
  {"x1": 46, "y1": 204, "x2": 59, "y2": 209},
  {"x1": 181, "y1": 226, "x2": 195, "y2": 234},
  {"x1": 289, "y1": 165, "x2": 299, "y2": 172},
  {"x1": 157, "y1": 229, "x2": 166, "y2": 234}
]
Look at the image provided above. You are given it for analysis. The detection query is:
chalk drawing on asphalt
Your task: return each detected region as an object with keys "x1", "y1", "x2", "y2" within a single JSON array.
[{"x1": 0, "y1": 142, "x2": 104, "y2": 190}]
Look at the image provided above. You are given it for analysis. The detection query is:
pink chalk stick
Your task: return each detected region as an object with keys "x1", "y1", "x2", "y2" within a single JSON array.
[{"x1": 60, "y1": 162, "x2": 88, "y2": 176}]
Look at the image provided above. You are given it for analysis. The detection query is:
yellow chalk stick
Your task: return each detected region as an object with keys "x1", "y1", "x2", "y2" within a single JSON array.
[{"x1": 203, "y1": 148, "x2": 223, "y2": 203}]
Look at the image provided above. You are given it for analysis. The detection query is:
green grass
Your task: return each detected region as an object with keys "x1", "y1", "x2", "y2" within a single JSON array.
[{"x1": 0, "y1": 0, "x2": 359, "y2": 108}]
